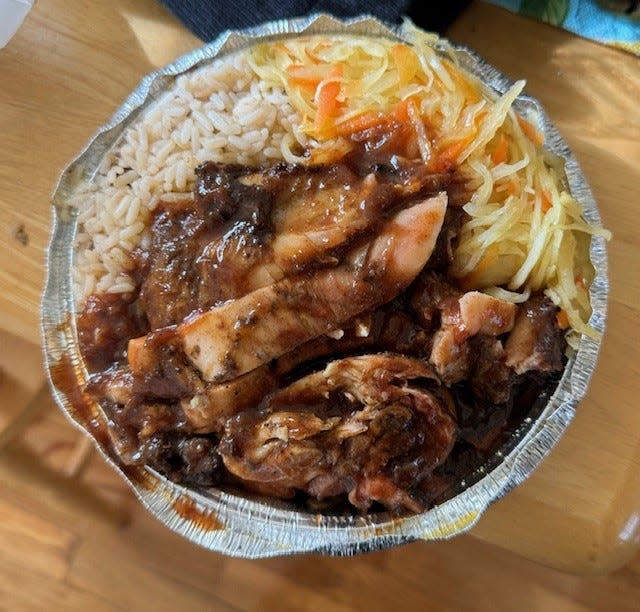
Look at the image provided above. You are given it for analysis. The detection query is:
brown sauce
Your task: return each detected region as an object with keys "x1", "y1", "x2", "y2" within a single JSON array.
[
  {"x1": 171, "y1": 496, "x2": 224, "y2": 531},
  {"x1": 48, "y1": 352, "x2": 112, "y2": 450}
]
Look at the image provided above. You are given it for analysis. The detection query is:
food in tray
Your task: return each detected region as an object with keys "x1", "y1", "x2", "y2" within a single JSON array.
[{"x1": 71, "y1": 26, "x2": 606, "y2": 514}]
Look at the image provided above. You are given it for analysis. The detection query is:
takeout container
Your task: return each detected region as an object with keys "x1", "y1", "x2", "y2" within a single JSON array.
[{"x1": 42, "y1": 14, "x2": 609, "y2": 557}]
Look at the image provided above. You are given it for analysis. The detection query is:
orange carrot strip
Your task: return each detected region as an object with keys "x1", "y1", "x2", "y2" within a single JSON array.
[
  {"x1": 506, "y1": 177, "x2": 520, "y2": 196},
  {"x1": 492, "y1": 133, "x2": 509, "y2": 165},
  {"x1": 517, "y1": 114, "x2": 544, "y2": 147},
  {"x1": 430, "y1": 130, "x2": 475, "y2": 171},
  {"x1": 336, "y1": 111, "x2": 386, "y2": 136},
  {"x1": 556, "y1": 309, "x2": 570, "y2": 330},
  {"x1": 313, "y1": 64, "x2": 344, "y2": 138},
  {"x1": 439, "y1": 139, "x2": 469, "y2": 163},
  {"x1": 392, "y1": 95, "x2": 422, "y2": 123}
]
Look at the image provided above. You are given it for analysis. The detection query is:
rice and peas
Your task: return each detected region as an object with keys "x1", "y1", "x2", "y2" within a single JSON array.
[{"x1": 71, "y1": 28, "x2": 608, "y2": 344}]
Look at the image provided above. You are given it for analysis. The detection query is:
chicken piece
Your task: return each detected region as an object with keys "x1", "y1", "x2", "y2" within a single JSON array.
[
  {"x1": 197, "y1": 159, "x2": 452, "y2": 292},
  {"x1": 273, "y1": 352, "x2": 440, "y2": 407},
  {"x1": 410, "y1": 271, "x2": 462, "y2": 329},
  {"x1": 425, "y1": 208, "x2": 466, "y2": 271},
  {"x1": 180, "y1": 366, "x2": 276, "y2": 433},
  {"x1": 95, "y1": 332, "x2": 276, "y2": 435},
  {"x1": 430, "y1": 327, "x2": 471, "y2": 385},
  {"x1": 171, "y1": 193, "x2": 447, "y2": 382},
  {"x1": 197, "y1": 223, "x2": 276, "y2": 302},
  {"x1": 127, "y1": 327, "x2": 204, "y2": 400},
  {"x1": 458, "y1": 291, "x2": 516, "y2": 337},
  {"x1": 267, "y1": 172, "x2": 379, "y2": 273},
  {"x1": 268, "y1": 162, "x2": 451, "y2": 273},
  {"x1": 505, "y1": 295, "x2": 565, "y2": 374},
  {"x1": 86, "y1": 366, "x2": 135, "y2": 407},
  {"x1": 138, "y1": 432, "x2": 222, "y2": 487},
  {"x1": 137, "y1": 195, "x2": 221, "y2": 330},
  {"x1": 273, "y1": 306, "x2": 430, "y2": 378},
  {"x1": 427, "y1": 288, "x2": 516, "y2": 385},
  {"x1": 140, "y1": 159, "x2": 455, "y2": 329},
  {"x1": 218, "y1": 354, "x2": 457, "y2": 512},
  {"x1": 349, "y1": 476, "x2": 423, "y2": 514}
]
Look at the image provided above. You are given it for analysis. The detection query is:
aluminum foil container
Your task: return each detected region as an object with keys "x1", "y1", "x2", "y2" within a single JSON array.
[{"x1": 42, "y1": 13, "x2": 609, "y2": 557}]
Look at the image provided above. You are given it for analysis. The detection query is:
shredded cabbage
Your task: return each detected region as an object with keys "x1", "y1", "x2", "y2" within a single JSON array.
[{"x1": 246, "y1": 23, "x2": 611, "y2": 341}]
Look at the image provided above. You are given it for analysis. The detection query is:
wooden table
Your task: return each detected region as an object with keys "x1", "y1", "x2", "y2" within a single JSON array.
[{"x1": 1, "y1": 0, "x2": 639, "y2": 575}]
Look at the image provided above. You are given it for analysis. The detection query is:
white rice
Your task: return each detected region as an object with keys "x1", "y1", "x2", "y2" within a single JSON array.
[{"x1": 71, "y1": 52, "x2": 308, "y2": 305}]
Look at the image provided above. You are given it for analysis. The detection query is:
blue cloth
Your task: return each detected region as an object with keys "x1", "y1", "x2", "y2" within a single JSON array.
[
  {"x1": 159, "y1": 0, "x2": 410, "y2": 41},
  {"x1": 158, "y1": 1, "x2": 472, "y2": 41},
  {"x1": 485, "y1": 0, "x2": 640, "y2": 53}
]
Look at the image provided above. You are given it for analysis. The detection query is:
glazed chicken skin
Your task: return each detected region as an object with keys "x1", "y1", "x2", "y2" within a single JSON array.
[{"x1": 79, "y1": 149, "x2": 566, "y2": 514}]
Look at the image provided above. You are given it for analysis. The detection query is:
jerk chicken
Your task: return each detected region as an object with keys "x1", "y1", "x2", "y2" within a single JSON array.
[{"x1": 78, "y1": 148, "x2": 566, "y2": 515}]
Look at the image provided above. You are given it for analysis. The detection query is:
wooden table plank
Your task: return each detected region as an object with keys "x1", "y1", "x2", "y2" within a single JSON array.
[
  {"x1": 0, "y1": 555, "x2": 119, "y2": 612},
  {"x1": 1, "y1": 0, "x2": 639, "y2": 576}
]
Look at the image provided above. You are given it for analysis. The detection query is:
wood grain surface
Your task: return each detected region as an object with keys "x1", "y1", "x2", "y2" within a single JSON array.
[{"x1": 0, "y1": 0, "x2": 639, "y2": 585}]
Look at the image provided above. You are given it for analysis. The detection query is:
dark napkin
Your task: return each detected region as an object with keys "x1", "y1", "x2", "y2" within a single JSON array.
[{"x1": 158, "y1": 0, "x2": 472, "y2": 41}]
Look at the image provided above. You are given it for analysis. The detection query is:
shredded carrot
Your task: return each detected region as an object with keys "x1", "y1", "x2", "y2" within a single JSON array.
[
  {"x1": 392, "y1": 96, "x2": 413, "y2": 123},
  {"x1": 313, "y1": 64, "x2": 344, "y2": 138},
  {"x1": 335, "y1": 96, "x2": 422, "y2": 139},
  {"x1": 541, "y1": 190, "x2": 553, "y2": 213},
  {"x1": 506, "y1": 177, "x2": 520, "y2": 196},
  {"x1": 336, "y1": 110, "x2": 385, "y2": 136},
  {"x1": 491, "y1": 133, "x2": 509, "y2": 165},
  {"x1": 431, "y1": 131, "x2": 476, "y2": 172},
  {"x1": 575, "y1": 276, "x2": 587, "y2": 290},
  {"x1": 391, "y1": 44, "x2": 419, "y2": 87},
  {"x1": 556, "y1": 309, "x2": 570, "y2": 330},
  {"x1": 439, "y1": 138, "x2": 469, "y2": 163},
  {"x1": 517, "y1": 114, "x2": 544, "y2": 147}
]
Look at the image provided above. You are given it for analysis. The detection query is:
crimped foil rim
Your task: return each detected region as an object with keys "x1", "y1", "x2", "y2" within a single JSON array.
[{"x1": 42, "y1": 13, "x2": 608, "y2": 557}]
